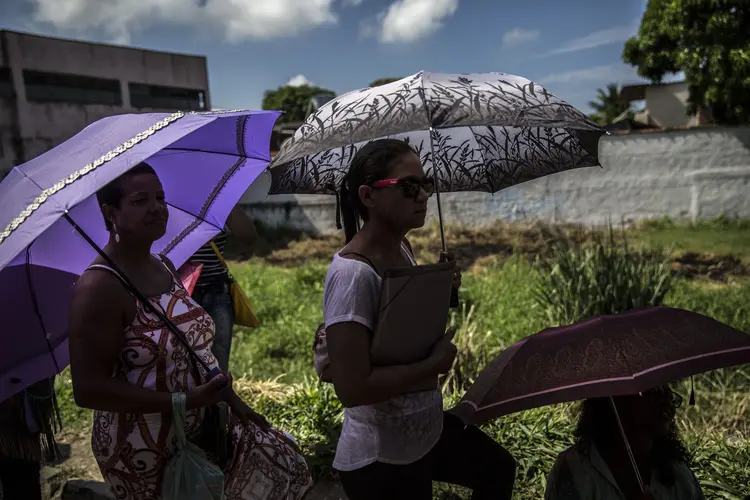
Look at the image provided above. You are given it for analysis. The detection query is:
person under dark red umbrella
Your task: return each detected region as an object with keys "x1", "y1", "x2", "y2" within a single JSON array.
[{"x1": 545, "y1": 386, "x2": 704, "y2": 499}]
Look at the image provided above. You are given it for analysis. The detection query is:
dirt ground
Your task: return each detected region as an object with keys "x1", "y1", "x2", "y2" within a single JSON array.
[{"x1": 230, "y1": 221, "x2": 749, "y2": 280}]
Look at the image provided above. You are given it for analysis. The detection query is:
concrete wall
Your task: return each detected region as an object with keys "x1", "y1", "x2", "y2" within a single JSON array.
[
  {"x1": 240, "y1": 126, "x2": 750, "y2": 234},
  {"x1": 0, "y1": 30, "x2": 210, "y2": 176}
]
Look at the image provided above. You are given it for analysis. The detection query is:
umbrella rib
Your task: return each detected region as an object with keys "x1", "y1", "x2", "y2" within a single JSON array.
[
  {"x1": 24, "y1": 243, "x2": 62, "y2": 374},
  {"x1": 165, "y1": 202, "x2": 223, "y2": 231},
  {"x1": 163, "y1": 147, "x2": 269, "y2": 162}
]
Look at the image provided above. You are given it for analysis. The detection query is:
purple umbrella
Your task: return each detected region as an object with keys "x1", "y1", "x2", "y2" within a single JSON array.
[{"x1": 0, "y1": 109, "x2": 280, "y2": 403}]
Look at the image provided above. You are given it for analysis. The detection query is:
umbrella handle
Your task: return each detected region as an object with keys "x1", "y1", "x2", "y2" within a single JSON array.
[
  {"x1": 609, "y1": 396, "x2": 645, "y2": 492},
  {"x1": 63, "y1": 213, "x2": 214, "y2": 376}
]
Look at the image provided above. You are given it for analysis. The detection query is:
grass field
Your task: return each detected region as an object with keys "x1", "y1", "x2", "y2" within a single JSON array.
[{"x1": 54, "y1": 221, "x2": 750, "y2": 499}]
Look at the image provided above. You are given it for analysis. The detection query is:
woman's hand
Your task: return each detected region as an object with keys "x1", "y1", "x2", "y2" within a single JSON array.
[
  {"x1": 224, "y1": 383, "x2": 271, "y2": 432},
  {"x1": 429, "y1": 327, "x2": 458, "y2": 374},
  {"x1": 186, "y1": 373, "x2": 233, "y2": 410},
  {"x1": 440, "y1": 252, "x2": 462, "y2": 290}
]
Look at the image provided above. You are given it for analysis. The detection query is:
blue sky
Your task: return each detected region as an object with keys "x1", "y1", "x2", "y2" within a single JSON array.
[{"x1": 0, "y1": 0, "x2": 663, "y2": 113}]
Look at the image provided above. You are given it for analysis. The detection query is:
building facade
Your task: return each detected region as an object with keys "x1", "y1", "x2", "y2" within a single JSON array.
[
  {"x1": 618, "y1": 81, "x2": 713, "y2": 130},
  {"x1": 0, "y1": 30, "x2": 211, "y2": 177}
]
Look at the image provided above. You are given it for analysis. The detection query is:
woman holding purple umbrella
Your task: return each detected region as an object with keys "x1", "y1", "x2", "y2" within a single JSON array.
[
  {"x1": 545, "y1": 386, "x2": 704, "y2": 500},
  {"x1": 67, "y1": 162, "x2": 312, "y2": 499}
]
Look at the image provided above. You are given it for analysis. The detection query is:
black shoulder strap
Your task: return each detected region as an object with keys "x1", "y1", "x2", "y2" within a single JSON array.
[
  {"x1": 88, "y1": 258, "x2": 210, "y2": 379},
  {"x1": 340, "y1": 252, "x2": 378, "y2": 274}
]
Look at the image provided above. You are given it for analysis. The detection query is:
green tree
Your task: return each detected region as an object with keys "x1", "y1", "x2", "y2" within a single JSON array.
[
  {"x1": 261, "y1": 85, "x2": 336, "y2": 123},
  {"x1": 588, "y1": 83, "x2": 629, "y2": 126},
  {"x1": 368, "y1": 77, "x2": 402, "y2": 87},
  {"x1": 623, "y1": 0, "x2": 750, "y2": 125}
]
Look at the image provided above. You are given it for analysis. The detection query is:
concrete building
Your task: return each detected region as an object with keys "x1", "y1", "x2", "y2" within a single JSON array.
[
  {"x1": 618, "y1": 81, "x2": 712, "y2": 129},
  {"x1": 0, "y1": 30, "x2": 210, "y2": 177}
]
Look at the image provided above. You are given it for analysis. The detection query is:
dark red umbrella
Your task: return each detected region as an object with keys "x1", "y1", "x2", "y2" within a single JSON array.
[{"x1": 451, "y1": 306, "x2": 750, "y2": 426}]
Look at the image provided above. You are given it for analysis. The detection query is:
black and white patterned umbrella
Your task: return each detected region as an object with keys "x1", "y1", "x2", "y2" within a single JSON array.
[{"x1": 268, "y1": 71, "x2": 606, "y2": 247}]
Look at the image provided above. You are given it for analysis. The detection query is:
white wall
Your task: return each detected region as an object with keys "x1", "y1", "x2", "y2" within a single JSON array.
[{"x1": 240, "y1": 126, "x2": 750, "y2": 234}]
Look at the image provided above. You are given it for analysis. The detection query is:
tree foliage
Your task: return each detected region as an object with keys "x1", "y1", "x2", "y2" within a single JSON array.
[
  {"x1": 588, "y1": 83, "x2": 629, "y2": 126},
  {"x1": 623, "y1": 0, "x2": 750, "y2": 125},
  {"x1": 262, "y1": 85, "x2": 336, "y2": 123},
  {"x1": 368, "y1": 77, "x2": 402, "y2": 87}
]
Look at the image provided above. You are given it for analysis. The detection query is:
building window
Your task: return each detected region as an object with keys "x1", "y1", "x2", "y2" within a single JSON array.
[
  {"x1": 128, "y1": 83, "x2": 206, "y2": 111},
  {"x1": 0, "y1": 67, "x2": 14, "y2": 98},
  {"x1": 22, "y1": 70, "x2": 122, "y2": 105}
]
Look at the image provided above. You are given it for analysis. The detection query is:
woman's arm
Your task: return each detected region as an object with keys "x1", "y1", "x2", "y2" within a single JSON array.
[
  {"x1": 226, "y1": 205, "x2": 258, "y2": 248},
  {"x1": 326, "y1": 322, "x2": 453, "y2": 407},
  {"x1": 68, "y1": 271, "x2": 222, "y2": 413}
]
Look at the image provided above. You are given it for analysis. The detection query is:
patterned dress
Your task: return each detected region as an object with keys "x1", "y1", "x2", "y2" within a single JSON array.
[{"x1": 86, "y1": 257, "x2": 312, "y2": 500}]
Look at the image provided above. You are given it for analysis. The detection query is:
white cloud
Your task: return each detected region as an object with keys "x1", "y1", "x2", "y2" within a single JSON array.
[
  {"x1": 375, "y1": 0, "x2": 459, "y2": 43},
  {"x1": 501, "y1": 28, "x2": 539, "y2": 47},
  {"x1": 30, "y1": 0, "x2": 339, "y2": 44},
  {"x1": 539, "y1": 63, "x2": 640, "y2": 85},
  {"x1": 286, "y1": 74, "x2": 314, "y2": 87},
  {"x1": 543, "y1": 21, "x2": 638, "y2": 57}
]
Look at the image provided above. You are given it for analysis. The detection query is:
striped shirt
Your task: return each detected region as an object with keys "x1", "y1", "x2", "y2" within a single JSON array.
[{"x1": 192, "y1": 229, "x2": 228, "y2": 287}]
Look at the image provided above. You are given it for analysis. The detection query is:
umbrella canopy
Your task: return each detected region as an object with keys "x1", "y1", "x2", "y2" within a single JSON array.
[
  {"x1": 450, "y1": 306, "x2": 750, "y2": 426},
  {"x1": 268, "y1": 71, "x2": 606, "y2": 196},
  {"x1": 0, "y1": 109, "x2": 280, "y2": 403}
]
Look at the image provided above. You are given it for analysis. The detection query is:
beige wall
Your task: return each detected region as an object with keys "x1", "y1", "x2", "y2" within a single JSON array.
[{"x1": 644, "y1": 82, "x2": 698, "y2": 129}]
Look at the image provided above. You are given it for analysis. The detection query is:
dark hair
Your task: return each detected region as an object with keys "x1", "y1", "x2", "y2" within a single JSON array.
[
  {"x1": 338, "y1": 139, "x2": 416, "y2": 243},
  {"x1": 96, "y1": 162, "x2": 157, "y2": 231},
  {"x1": 574, "y1": 396, "x2": 691, "y2": 486}
]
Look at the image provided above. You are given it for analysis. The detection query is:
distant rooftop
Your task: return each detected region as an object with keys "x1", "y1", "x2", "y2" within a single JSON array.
[
  {"x1": 619, "y1": 80, "x2": 686, "y2": 102},
  {"x1": 0, "y1": 29, "x2": 207, "y2": 60}
]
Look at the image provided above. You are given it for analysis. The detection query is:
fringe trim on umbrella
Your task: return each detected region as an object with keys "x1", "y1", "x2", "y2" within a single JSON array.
[{"x1": 0, "y1": 378, "x2": 61, "y2": 462}]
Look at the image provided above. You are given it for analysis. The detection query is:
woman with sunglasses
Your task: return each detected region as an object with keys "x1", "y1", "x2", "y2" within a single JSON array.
[
  {"x1": 322, "y1": 139, "x2": 516, "y2": 499},
  {"x1": 545, "y1": 386, "x2": 704, "y2": 500}
]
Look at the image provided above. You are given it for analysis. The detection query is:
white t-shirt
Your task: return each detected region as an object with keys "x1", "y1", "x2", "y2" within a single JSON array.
[{"x1": 322, "y1": 245, "x2": 444, "y2": 472}]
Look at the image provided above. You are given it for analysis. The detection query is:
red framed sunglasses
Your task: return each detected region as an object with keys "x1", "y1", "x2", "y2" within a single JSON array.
[{"x1": 371, "y1": 176, "x2": 435, "y2": 199}]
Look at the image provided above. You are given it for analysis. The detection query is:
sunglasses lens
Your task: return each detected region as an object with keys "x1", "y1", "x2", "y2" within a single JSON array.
[
  {"x1": 400, "y1": 179, "x2": 419, "y2": 198},
  {"x1": 422, "y1": 178, "x2": 435, "y2": 196}
]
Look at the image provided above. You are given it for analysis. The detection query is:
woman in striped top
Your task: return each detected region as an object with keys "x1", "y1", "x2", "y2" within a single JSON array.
[{"x1": 191, "y1": 205, "x2": 259, "y2": 372}]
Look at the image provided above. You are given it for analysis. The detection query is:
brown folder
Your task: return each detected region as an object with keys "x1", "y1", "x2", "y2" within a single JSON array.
[{"x1": 370, "y1": 261, "x2": 455, "y2": 369}]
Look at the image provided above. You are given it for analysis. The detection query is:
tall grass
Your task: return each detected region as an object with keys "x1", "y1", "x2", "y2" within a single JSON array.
[
  {"x1": 533, "y1": 226, "x2": 673, "y2": 326},
  {"x1": 51, "y1": 229, "x2": 750, "y2": 499}
]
